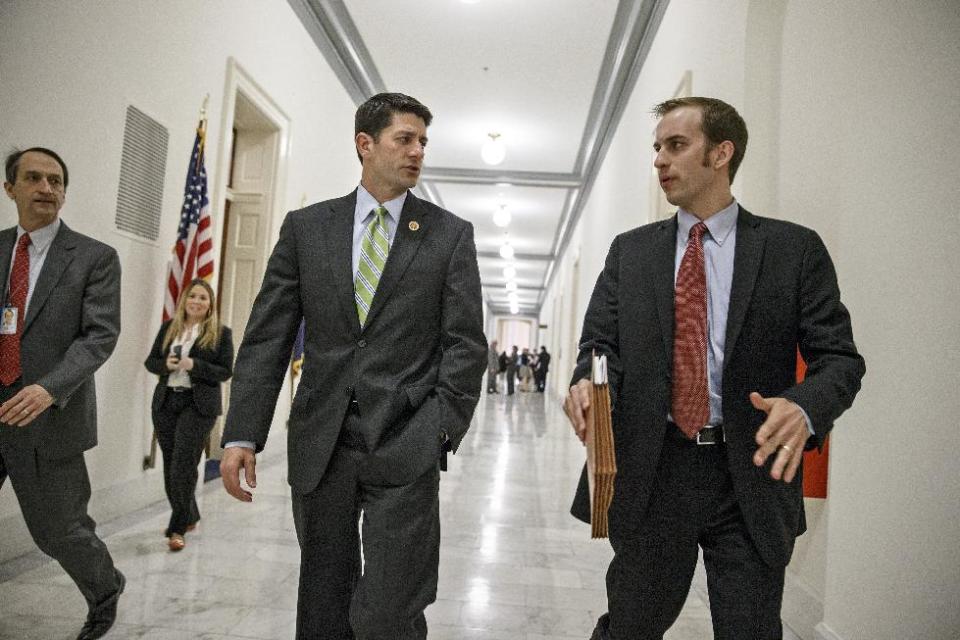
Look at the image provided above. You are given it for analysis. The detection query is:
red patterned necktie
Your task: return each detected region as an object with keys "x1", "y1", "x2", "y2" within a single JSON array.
[
  {"x1": 672, "y1": 222, "x2": 709, "y2": 438},
  {"x1": 0, "y1": 233, "x2": 31, "y2": 386}
]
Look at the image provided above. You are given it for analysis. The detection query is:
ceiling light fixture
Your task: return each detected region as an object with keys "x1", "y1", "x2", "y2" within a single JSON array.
[
  {"x1": 481, "y1": 133, "x2": 506, "y2": 166},
  {"x1": 503, "y1": 265, "x2": 517, "y2": 280},
  {"x1": 492, "y1": 204, "x2": 511, "y2": 228},
  {"x1": 505, "y1": 281, "x2": 518, "y2": 292},
  {"x1": 499, "y1": 240, "x2": 514, "y2": 260}
]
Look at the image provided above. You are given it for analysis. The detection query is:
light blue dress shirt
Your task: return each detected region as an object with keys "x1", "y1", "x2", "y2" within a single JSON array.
[
  {"x1": 5, "y1": 219, "x2": 61, "y2": 314},
  {"x1": 352, "y1": 184, "x2": 402, "y2": 277},
  {"x1": 674, "y1": 201, "x2": 813, "y2": 433},
  {"x1": 675, "y1": 202, "x2": 738, "y2": 427}
]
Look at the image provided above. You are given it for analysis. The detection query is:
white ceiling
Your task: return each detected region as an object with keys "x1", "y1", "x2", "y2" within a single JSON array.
[
  {"x1": 347, "y1": 0, "x2": 617, "y2": 174},
  {"x1": 291, "y1": 0, "x2": 667, "y2": 315}
]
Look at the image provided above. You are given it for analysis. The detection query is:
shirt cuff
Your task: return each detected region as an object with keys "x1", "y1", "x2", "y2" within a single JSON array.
[
  {"x1": 794, "y1": 403, "x2": 815, "y2": 436},
  {"x1": 224, "y1": 441, "x2": 256, "y2": 450}
]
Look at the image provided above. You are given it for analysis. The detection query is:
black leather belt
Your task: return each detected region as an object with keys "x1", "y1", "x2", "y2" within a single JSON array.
[{"x1": 668, "y1": 422, "x2": 725, "y2": 445}]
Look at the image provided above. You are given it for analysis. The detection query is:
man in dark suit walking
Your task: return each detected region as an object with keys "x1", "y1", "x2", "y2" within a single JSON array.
[
  {"x1": 563, "y1": 98, "x2": 865, "y2": 640},
  {"x1": 220, "y1": 93, "x2": 486, "y2": 640},
  {"x1": 535, "y1": 345, "x2": 551, "y2": 392},
  {"x1": 0, "y1": 147, "x2": 125, "y2": 640}
]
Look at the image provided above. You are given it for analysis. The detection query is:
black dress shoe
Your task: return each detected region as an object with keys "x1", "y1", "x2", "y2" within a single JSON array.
[{"x1": 76, "y1": 570, "x2": 125, "y2": 640}]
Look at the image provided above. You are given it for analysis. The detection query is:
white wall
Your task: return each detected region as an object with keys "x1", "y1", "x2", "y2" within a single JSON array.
[
  {"x1": 0, "y1": 0, "x2": 359, "y2": 560},
  {"x1": 778, "y1": 3, "x2": 960, "y2": 639},
  {"x1": 542, "y1": 1, "x2": 960, "y2": 638}
]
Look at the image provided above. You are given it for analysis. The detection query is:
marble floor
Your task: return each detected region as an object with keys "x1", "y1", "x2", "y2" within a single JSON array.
[{"x1": 0, "y1": 390, "x2": 800, "y2": 639}]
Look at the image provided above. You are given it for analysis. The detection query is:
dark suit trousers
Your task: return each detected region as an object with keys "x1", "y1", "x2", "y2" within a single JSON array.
[
  {"x1": 152, "y1": 389, "x2": 215, "y2": 536},
  {"x1": 604, "y1": 425, "x2": 784, "y2": 640},
  {"x1": 291, "y1": 409, "x2": 441, "y2": 640},
  {"x1": 0, "y1": 384, "x2": 120, "y2": 610}
]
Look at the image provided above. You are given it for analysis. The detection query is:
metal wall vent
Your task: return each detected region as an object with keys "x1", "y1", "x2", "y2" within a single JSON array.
[{"x1": 115, "y1": 105, "x2": 169, "y2": 241}]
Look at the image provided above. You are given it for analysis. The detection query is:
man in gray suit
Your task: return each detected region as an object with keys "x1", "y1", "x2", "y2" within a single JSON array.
[
  {"x1": 220, "y1": 93, "x2": 487, "y2": 640},
  {"x1": 0, "y1": 147, "x2": 125, "y2": 640}
]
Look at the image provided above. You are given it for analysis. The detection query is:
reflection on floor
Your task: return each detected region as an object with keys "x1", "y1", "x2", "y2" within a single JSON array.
[{"x1": 0, "y1": 390, "x2": 800, "y2": 639}]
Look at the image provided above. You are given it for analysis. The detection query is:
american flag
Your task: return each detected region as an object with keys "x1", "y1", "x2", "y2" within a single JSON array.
[{"x1": 164, "y1": 120, "x2": 214, "y2": 321}]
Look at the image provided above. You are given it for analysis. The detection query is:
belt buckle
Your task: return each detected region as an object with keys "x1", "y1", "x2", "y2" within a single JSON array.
[{"x1": 696, "y1": 426, "x2": 724, "y2": 445}]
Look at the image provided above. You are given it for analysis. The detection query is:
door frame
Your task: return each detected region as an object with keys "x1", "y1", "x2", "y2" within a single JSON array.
[{"x1": 211, "y1": 57, "x2": 291, "y2": 293}]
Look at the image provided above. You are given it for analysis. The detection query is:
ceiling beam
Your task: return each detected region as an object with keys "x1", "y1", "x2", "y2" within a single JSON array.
[
  {"x1": 287, "y1": 0, "x2": 386, "y2": 104},
  {"x1": 477, "y1": 251, "x2": 552, "y2": 262},
  {"x1": 542, "y1": 0, "x2": 670, "y2": 301},
  {"x1": 420, "y1": 167, "x2": 581, "y2": 189}
]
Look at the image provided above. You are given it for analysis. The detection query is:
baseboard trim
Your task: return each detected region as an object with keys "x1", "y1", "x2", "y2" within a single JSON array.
[
  {"x1": 814, "y1": 621, "x2": 844, "y2": 640},
  {"x1": 782, "y1": 567, "x2": 824, "y2": 640}
]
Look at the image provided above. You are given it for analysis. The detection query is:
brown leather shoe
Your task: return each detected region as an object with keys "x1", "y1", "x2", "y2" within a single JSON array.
[{"x1": 168, "y1": 534, "x2": 186, "y2": 552}]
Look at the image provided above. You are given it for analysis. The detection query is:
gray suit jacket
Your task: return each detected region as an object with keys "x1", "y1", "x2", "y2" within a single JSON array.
[
  {"x1": 571, "y1": 207, "x2": 865, "y2": 567},
  {"x1": 222, "y1": 190, "x2": 487, "y2": 492},
  {"x1": 0, "y1": 222, "x2": 121, "y2": 459}
]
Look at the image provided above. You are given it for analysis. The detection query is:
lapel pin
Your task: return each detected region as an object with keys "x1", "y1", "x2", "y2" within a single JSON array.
[{"x1": 409, "y1": 221, "x2": 420, "y2": 231}]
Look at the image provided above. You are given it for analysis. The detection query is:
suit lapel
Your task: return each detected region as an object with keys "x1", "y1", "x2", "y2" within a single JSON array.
[
  {"x1": 0, "y1": 228, "x2": 14, "y2": 301},
  {"x1": 319, "y1": 191, "x2": 361, "y2": 337},
  {"x1": 651, "y1": 217, "x2": 678, "y2": 367},
  {"x1": 362, "y1": 191, "x2": 428, "y2": 331},
  {"x1": 723, "y1": 207, "x2": 765, "y2": 365},
  {"x1": 24, "y1": 222, "x2": 77, "y2": 333}
]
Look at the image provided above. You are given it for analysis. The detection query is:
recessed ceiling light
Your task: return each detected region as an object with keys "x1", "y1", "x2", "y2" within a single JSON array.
[
  {"x1": 493, "y1": 204, "x2": 511, "y2": 228},
  {"x1": 505, "y1": 281, "x2": 518, "y2": 292},
  {"x1": 503, "y1": 265, "x2": 517, "y2": 279},
  {"x1": 481, "y1": 133, "x2": 506, "y2": 166},
  {"x1": 499, "y1": 241, "x2": 514, "y2": 259}
]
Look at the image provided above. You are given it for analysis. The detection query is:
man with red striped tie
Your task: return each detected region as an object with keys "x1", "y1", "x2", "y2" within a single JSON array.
[
  {"x1": 563, "y1": 98, "x2": 865, "y2": 640},
  {"x1": 1, "y1": 148, "x2": 125, "y2": 640}
]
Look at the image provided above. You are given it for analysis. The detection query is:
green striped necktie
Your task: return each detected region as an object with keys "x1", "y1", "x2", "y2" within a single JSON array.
[{"x1": 355, "y1": 206, "x2": 390, "y2": 326}]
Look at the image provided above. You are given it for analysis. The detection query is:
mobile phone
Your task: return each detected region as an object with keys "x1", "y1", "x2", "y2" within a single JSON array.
[{"x1": 172, "y1": 345, "x2": 182, "y2": 359}]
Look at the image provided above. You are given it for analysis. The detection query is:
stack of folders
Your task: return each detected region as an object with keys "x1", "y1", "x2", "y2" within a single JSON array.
[{"x1": 586, "y1": 351, "x2": 616, "y2": 539}]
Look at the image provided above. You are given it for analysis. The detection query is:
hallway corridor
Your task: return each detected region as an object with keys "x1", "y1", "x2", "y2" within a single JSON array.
[{"x1": 0, "y1": 391, "x2": 790, "y2": 639}]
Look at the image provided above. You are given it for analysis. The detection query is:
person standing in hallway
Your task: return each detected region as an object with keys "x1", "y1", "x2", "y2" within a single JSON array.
[
  {"x1": 505, "y1": 345, "x2": 519, "y2": 395},
  {"x1": 219, "y1": 93, "x2": 486, "y2": 640},
  {"x1": 0, "y1": 147, "x2": 125, "y2": 640},
  {"x1": 535, "y1": 345, "x2": 550, "y2": 392},
  {"x1": 563, "y1": 98, "x2": 865, "y2": 640},
  {"x1": 487, "y1": 338, "x2": 500, "y2": 393},
  {"x1": 144, "y1": 278, "x2": 233, "y2": 552}
]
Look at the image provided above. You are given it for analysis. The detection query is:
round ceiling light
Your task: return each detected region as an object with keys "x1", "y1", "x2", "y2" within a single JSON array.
[
  {"x1": 499, "y1": 241, "x2": 514, "y2": 259},
  {"x1": 493, "y1": 204, "x2": 511, "y2": 228},
  {"x1": 481, "y1": 133, "x2": 506, "y2": 166},
  {"x1": 505, "y1": 281, "x2": 518, "y2": 292},
  {"x1": 503, "y1": 265, "x2": 517, "y2": 280}
]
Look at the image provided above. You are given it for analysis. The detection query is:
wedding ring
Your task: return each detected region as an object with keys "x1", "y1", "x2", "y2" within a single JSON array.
[{"x1": 780, "y1": 444, "x2": 793, "y2": 453}]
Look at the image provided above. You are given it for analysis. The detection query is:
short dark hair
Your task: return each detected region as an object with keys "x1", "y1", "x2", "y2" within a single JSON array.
[
  {"x1": 354, "y1": 93, "x2": 433, "y2": 162},
  {"x1": 653, "y1": 97, "x2": 748, "y2": 183},
  {"x1": 5, "y1": 147, "x2": 70, "y2": 189}
]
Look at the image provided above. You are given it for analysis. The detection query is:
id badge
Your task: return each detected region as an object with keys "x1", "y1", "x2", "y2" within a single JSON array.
[{"x1": 0, "y1": 305, "x2": 17, "y2": 335}]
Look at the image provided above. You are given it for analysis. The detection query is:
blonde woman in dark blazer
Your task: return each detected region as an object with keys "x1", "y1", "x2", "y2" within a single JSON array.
[{"x1": 144, "y1": 278, "x2": 233, "y2": 551}]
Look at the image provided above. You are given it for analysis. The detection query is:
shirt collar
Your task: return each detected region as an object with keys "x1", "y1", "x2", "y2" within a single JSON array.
[
  {"x1": 677, "y1": 199, "x2": 739, "y2": 246},
  {"x1": 356, "y1": 184, "x2": 407, "y2": 227},
  {"x1": 17, "y1": 218, "x2": 61, "y2": 252}
]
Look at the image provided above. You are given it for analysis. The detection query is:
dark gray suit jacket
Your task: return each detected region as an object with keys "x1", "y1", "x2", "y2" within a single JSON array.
[
  {"x1": 0, "y1": 222, "x2": 121, "y2": 459},
  {"x1": 222, "y1": 190, "x2": 487, "y2": 492},
  {"x1": 571, "y1": 207, "x2": 865, "y2": 567}
]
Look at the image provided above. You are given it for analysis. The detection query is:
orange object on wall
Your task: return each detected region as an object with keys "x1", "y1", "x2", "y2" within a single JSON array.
[{"x1": 797, "y1": 353, "x2": 829, "y2": 498}]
